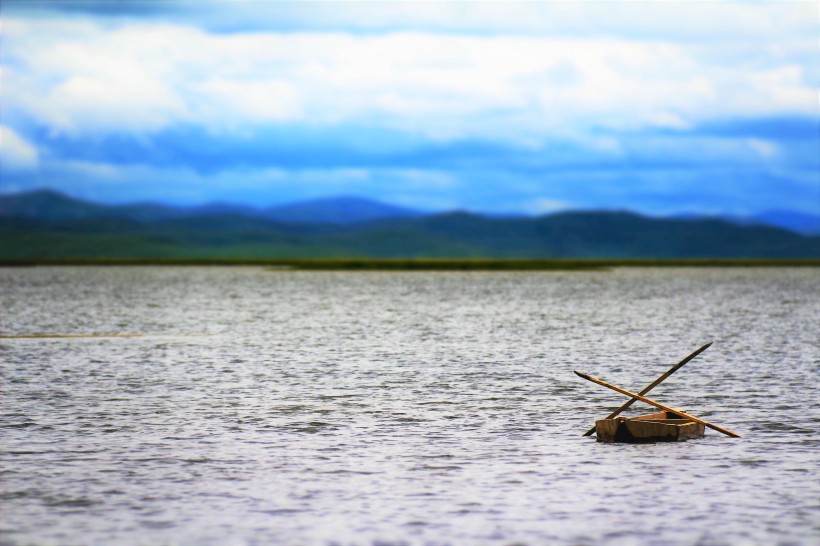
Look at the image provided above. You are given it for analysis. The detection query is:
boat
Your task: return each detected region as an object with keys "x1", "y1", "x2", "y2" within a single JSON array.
[
  {"x1": 575, "y1": 343, "x2": 740, "y2": 442},
  {"x1": 594, "y1": 410, "x2": 705, "y2": 443}
]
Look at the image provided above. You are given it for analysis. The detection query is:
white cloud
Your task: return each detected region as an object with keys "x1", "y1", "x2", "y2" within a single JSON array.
[
  {"x1": 195, "y1": 79, "x2": 303, "y2": 127},
  {"x1": 746, "y1": 139, "x2": 779, "y2": 160},
  {"x1": 59, "y1": 160, "x2": 122, "y2": 179},
  {"x1": 0, "y1": 125, "x2": 39, "y2": 170},
  {"x1": 45, "y1": 73, "x2": 186, "y2": 133},
  {"x1": 50, "y1": 1, "x2": 810, "y2": 43},
  {"x1": 521, "y1": 198, "x2": 571, "y2": 215},
  {"x1": 3, "y1": 10, "x2": 816, "y2": 144}
]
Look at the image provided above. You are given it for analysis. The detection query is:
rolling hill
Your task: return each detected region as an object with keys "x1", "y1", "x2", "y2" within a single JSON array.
[
  {"x1": 0, "y1": 190, "x2": 818, "y2": 260},
  {"x1": 0, "y1": 190, "x2": 423, "y2": 225}
]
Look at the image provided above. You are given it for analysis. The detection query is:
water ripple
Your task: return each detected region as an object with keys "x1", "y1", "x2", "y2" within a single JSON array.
[{"x1": 1, "y1": 266, "x2": 818, "y2": 545}]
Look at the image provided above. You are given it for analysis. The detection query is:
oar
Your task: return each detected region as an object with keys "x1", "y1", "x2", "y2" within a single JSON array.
[
  {"x1": 582, "y1": 342, "x2": 712, "y2": 436},
  {"x1": 574, "y1": 371, "x2": 741, "y2": 438}
]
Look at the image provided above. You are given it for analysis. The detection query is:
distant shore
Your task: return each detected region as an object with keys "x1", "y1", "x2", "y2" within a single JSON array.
[{"x1": 1, "y1": 258, "x2": 818, "y2": 270}]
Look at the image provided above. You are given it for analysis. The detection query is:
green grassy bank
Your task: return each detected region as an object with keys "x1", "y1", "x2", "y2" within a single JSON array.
[{"x1": 1, "y1": 258, "x2": 819, "y2": 270}]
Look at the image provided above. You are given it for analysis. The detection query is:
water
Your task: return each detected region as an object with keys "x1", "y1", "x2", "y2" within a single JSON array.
[{"x1": 1, "y1": 266, "x2": 818, "y2": 546}]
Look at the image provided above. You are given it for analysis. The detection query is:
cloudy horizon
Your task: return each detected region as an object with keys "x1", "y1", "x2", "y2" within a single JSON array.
[{"x1": 1, "y1": 0, "x2": 818, "y2": 216}]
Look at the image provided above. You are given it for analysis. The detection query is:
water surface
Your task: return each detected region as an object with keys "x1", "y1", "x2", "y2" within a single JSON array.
[{"x1": 1, "y1": 266, "x2": 818, "y2": 545}]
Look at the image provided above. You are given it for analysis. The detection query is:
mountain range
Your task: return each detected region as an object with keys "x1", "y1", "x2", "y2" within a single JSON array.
[
  {"x1": 0, "y1": 189, "x2": 818, "y2": 260},
  {"x1": 0, "y1": 189, "x2": 423, "y2": 225}
]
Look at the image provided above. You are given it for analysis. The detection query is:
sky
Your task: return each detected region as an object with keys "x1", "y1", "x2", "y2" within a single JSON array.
[{"x1": 1, "y1": 0, "x2": 818, "y2": 216}]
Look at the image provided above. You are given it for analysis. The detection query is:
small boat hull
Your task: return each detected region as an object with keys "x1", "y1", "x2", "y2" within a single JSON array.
[{"x1": 595, "y1": 411, "x2": 705, "y2": 443}]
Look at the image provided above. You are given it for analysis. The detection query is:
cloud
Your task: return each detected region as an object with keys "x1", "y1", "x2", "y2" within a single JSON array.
[
  {"x1": 0, "y1": 125, "x2": 39, "y2": 171},
  {"x1": 4, "y1": 14, "x2": 815, "y2": 141},
  {"x1": 195, "y1": 79, "x2": 302, "y2": 126},
  {"x1": 521, "y1": 198, "x2": 572, "y2": 215},
  {"x1": 0, "y1": 2, "x2": 817, "y2": 215},
  {"x1": 6, "y1": 0, "x2": 816, "y2": 42}
]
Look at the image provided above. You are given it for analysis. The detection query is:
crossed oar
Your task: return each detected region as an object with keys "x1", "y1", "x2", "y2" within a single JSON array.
[{"x1": 576, "y1": 342, "x2": 741, "y2": 438}]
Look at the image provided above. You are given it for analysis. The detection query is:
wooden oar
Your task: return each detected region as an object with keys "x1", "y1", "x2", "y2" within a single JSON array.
[
  {"x1": 574, "y1": 371, "x2": 741, "y2": 438},
  {"x1": 582, "y1": 342, "x2": 712, "y2": 436}
]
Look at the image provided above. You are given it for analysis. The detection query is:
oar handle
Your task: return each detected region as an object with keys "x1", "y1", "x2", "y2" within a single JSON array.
[{"x1": 575, "y1": 370, "x2": 741, "y2": 438}]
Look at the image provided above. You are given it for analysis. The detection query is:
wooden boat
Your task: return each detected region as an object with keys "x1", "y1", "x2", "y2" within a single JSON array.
[
  {"x1": 595, "y1": 410, "x2": 705, "y2": 443},
  {"x1": 576, "y1": 344, "x2": 740, "y2": 442}
]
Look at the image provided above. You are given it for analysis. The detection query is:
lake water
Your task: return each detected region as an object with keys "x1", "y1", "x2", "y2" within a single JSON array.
[{"x1": 1, "y1": 266, "x2": 818, "y2": 546}]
